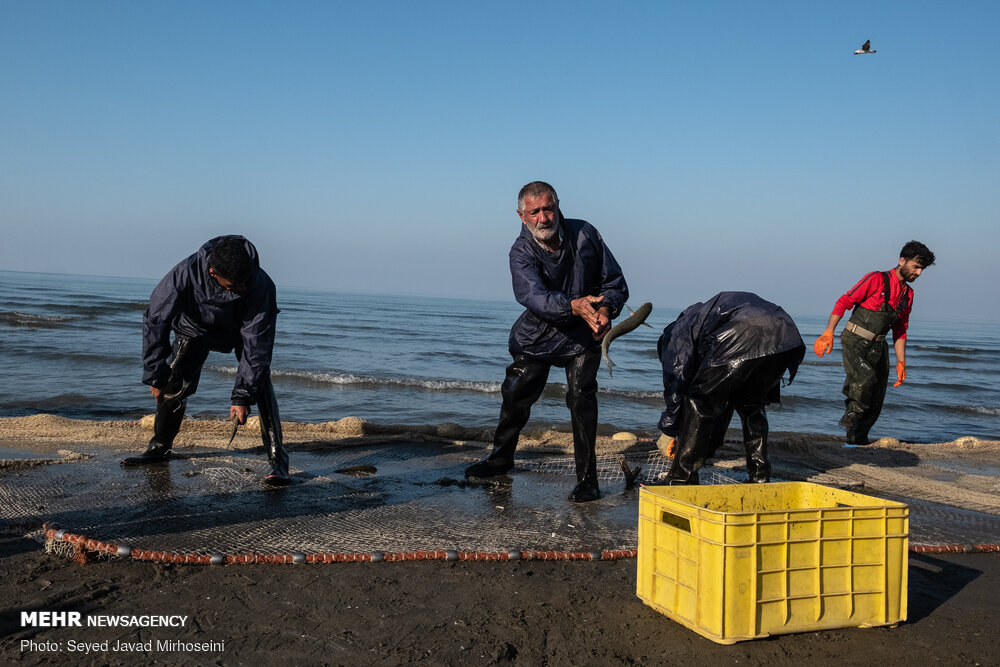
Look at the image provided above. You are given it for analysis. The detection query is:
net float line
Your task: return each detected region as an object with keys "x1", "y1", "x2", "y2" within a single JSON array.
[
  {"x1": 41, "y1": 523, "x2": 638, "y2": 564},
  {"x1": 38, "y1": 522, "x2": 1000, "y2": 565},
  {"x1": 911, "y1": 544, "x2": 1000, "y2": 553}
]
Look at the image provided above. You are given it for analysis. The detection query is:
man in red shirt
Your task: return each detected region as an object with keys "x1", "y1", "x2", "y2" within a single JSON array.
[{"x1": 814, "y1": 241, "x2": 936, "y2": 445}]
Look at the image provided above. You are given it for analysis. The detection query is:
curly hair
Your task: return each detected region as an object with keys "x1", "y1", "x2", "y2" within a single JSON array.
[{"x1": 899, "y1": 240, "x2": 936, "y2": 266}]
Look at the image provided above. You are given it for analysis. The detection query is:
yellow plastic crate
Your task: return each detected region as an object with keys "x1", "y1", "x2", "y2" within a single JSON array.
[{"x1": 637, "y1": 482, "x2": 908, "y2": 644}]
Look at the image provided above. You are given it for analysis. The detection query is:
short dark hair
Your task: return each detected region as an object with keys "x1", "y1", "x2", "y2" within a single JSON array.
[
  {"x1": 209, "y1": 238, "x2": 254, "y2": 283},
  {"x1": 517, "y1": 181, "x2": 559, "y2": 210},
  {"x1": 899, "y1": 240, "x2": 935, "y2": 267}
]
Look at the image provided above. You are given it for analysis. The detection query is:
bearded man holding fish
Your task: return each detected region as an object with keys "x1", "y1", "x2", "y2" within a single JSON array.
[{"x1": 465, "y1": 181, "x2": 629, "y2": 502}]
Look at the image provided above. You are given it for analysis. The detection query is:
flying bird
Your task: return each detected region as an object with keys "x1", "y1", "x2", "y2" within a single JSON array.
[{"x1": 854, "y1": 39, "x2": 876, "y2": 55}]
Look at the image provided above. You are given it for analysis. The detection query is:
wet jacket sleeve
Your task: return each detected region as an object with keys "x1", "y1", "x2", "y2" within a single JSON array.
[
  {"x1": 142, "y1": 269, "x2": 187, "y2": 387},
  {"x1": 509, "y1": 246, "x2": 575, "y2": 326},
  {"x1": 231, "y1": 283, "x2": 278, "y2": 406},
  {"x1": 658, "y1": 316, "x2": 701, "y2": 437},
  {"x1": 594, "y1": 234, "x2": 628, "y2": 319}
]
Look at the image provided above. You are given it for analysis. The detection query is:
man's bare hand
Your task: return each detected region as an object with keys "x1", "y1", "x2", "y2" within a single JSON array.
[
  {"x1": 230, "y1": 405, "x2": 250, "y2": 424},
  {"x1": 150, "y1": 386, "x2": 163, "y2": 403},
  {"x1": 571, "y1": 295, "x2": 611, "y2": 339},
  {"x1": 591, "y1": 306, "x2": 611, "y2": 340}
]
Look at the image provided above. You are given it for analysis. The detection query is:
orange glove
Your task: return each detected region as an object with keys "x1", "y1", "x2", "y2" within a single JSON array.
[
  {"x1": 814, "y1": 330, "x2": 834, "y2": 357},
  {"x1": 893, "y1": 361, "x2": 906, "y2": 387},
  {"x1": 657, "y1": 436, "x2": 677, "y2": 459}
]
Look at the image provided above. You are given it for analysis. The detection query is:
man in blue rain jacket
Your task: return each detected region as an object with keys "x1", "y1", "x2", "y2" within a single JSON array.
[
  {"x1": 125, "y1": 235, "x2": 288, "y2": 484},
  {"x1": 466, "y1": 181, "x2": 629, "y2": 502}
]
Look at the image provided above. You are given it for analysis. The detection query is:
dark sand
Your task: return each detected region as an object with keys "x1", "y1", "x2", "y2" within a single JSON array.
[
  {"x1": 2, "y1": 415, "x2": 1000, "y2": 665},
  {"x1": 3, "y1": 535, "x2": 998, "y2": 665}
]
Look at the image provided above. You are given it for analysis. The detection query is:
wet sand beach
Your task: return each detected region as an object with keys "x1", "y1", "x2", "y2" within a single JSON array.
[{"x1": 2, "y1": 415, "x2": 999, "y2": 664}]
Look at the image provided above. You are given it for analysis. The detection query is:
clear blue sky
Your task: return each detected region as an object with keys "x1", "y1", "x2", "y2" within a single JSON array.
[{"x1": 2, "y1": 1, "x2": 998, "y2": 322}]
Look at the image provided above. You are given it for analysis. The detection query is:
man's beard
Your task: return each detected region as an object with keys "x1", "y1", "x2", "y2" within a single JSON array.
[{"x1": 529, "y1": 222, "x2": 558, "y2": 244}]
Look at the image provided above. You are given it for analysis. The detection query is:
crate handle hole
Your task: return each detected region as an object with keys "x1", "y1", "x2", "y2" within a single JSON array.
[{"x1": 660, "y1": 511, "x2": 691, "y2": 532}]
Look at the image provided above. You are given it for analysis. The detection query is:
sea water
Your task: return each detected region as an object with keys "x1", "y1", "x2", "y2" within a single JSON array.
[{"x1": 1, "y1": 270, "x2": 997, "y2": 443}]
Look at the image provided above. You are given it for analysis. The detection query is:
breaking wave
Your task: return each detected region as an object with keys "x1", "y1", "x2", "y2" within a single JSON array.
[
  {"x1": 208, "y1": 367, "x2": 664, "y2": 403},
  {"x1": 953, "y1": 405, "x2": 1000, "y2": 417},
  {"x1": 0, "y1": 311, "x2": 73, "y2": 328},
  {"x1": 210, "y1": 366, "x2": 502, "y2": 394}
]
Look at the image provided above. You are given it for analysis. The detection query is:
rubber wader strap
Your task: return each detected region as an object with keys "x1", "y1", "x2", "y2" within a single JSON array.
[
  {"x1": 881, "y1": 271, "x2": 892, "y2": 312},
  {"x1": 845, "y1": 321, "x2": 886, "y2": 342},
  {"x1": 880, "y1": 270, "x2": 910, "y2": 316}
]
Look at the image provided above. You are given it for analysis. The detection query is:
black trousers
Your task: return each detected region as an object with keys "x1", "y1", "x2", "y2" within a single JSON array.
[
  {"x1": 666, "y1": 348, "x2": 803, "y2": 484},
  {"x1": 150, "y1": 336, "x2": 282, "y2": 453},
  {"x1": 490, "y1": 350, "x2": 601, "y2": 486}
]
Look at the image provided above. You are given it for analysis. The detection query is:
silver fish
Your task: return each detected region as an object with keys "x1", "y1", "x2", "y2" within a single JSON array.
[
  {"x1": 601, "y1": 302, "x2": 653, "y2": 377},
  {"x1": 161, "y1": 379, "x2": 191, "y2": 402},
  {"x1": 161, "y1": 340, "x2": 193, "y2": 402},
  {"x1": 226, "y1": 417, "x2": 239, "y2": 448}
]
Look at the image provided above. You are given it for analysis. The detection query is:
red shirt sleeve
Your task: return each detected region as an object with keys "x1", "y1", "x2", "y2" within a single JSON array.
[{"x1": 832, "y1": 272, "x2": 882, "y2": 317}]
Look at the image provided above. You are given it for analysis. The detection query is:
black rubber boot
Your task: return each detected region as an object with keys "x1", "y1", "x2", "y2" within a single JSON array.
[
  {"x1": 663, "y1": 456, "x2": 702, "y2": 485},
  {"x1": 663, "y1": 395, "x2": 725, "y2": 485},
  {"x1": 841, "y1": 410, "x2": 872, "y2": 445},
  {"x1": 839, "y1": 410, "x2": 860, "y2": 430},
  {"x1": 566, "y1": 351, "x2": 601, "y2": 501},
  {"x1": 662, "y1": 435, "x2": 703, "y2": 483},
  {"x1": 467, "y1": 355, "x2": 550, "y2": 478},
  {"x1": 844, "y1": 430, "x2": 871, "y2": 446},
  {"x1": 121, "y1": 389, "x2": 186, "y2": 467},
  {"x1": 151, "y1": 393, "x2": 186, "y2": 445},
  {"x1": 841, "y1": 412, "x2": 870, "y2": 444},
  {"x1": 121, "y1": 440, "x2": 173, "y2": 467},
  {"x1": 667, "y1": 470, "x2": 700, "y2": 486},
  {"x1": 568, "y1": 479, "x2": 601, "y2": 502},
  {"x1": 465, "y1": 454, "x2": 515, "y2": 479},
  {"x1": 264, "y1": 441, "x2": 290, "y2": 485},
  {"x1": 661, "y1": 445, "x2": 701, "y2": 485},
  {"x1": 123, "y1": 337, "x2": 207, "y2": 468},
  {"x1": 851, "y1": 406, "x2": 879, "y2": 446},
  {"x1": 738, "y1": 402, "x2": 771, "y2": 483}
]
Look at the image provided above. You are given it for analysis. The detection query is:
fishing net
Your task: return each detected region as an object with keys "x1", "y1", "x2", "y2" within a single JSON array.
[{"x1": 2, "y1": 439, "x2": 998, "y2": 563}]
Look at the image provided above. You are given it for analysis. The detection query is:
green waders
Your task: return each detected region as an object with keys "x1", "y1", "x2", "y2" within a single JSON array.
[{"x1": 839, "y1": 272, "x2": 908, "y2": 445}]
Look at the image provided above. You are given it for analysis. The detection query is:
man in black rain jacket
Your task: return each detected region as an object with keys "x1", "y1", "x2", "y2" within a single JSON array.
[
  {"x1": 465, "y1": 181, "x2": 629, "y2": 502},
  {"x1": 125, "y1": 235, "x2": 288, "y2": 484},
  {"x1": 657, "y1": 292, "x2": 805, "y2": 484}
]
